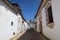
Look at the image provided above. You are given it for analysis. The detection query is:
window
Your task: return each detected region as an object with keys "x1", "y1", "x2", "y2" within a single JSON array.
[
  {"x1": 46, "y1": 5, "x2": 53, "y2": 24},
  {"x1": 45, "y1": 1, "x2": 54, "y2": 28},
  {"x1": 22, "y1": 20, "x2": 24, "y2": 24},
  {"x1": 11, "y1": 22, "x2": 13, "y2": 26},
  {"x1": 13, "y1": 32, "x2": 15, "y2": 35}
]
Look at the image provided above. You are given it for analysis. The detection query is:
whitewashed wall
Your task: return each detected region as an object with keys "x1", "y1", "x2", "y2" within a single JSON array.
[
  {"x1": 0, "y1": 1, "x2": 19, "y2": 40},
  {"x1": 18, "y1": 14, "x2": 29, "y2": 32},
  {"x1": 42, "y1": 0, "x2": 60, "y2": 40},
  {"x1": 26, "y1": 21, "x2": 31, "y2": 29},
  {"x1": 34, "y1": 16, "x2": 40, "y2": 32},
  {"x1": 36, "y1": 17, "x2": 40, "y2": 32},
  {"x1": 24, "y1": 21, "x2": 29, "y2": 30},
  {"x1": 17, "y1": 14, "x2": 23, "y2": 33},
  {"x1": 34, "y1": 18, "x2": 37, "y2": 30}
]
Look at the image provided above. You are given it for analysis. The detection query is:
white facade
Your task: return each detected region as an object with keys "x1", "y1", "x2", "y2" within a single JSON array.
[
  {"x1": 0, "y1": 1, "x2": 18, "y2": 40},
  {"x1": 0, "y1": 1, "x2": 29, "y2": 40},
  {"x1": 24, "y1": 21, "x2": 29, "y2": 30},
  {"x1": 17, "y1": 14, "x2": 23, "y2": 33},
  {"x1": 34, "y1": 16, "x2": 40, "y2": 32},
  {"x1": 42, "y1": 0, "x2": 60, "y2": 40}
]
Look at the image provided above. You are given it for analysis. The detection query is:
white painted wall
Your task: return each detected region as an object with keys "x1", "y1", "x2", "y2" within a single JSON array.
[
  {"x1": 0, "y1": 1, "x2": 30, "y2": 40},
  {"x1": 21, "y1": 21, "x2": 26, "y2": 31},
  {"x1": 34, "y1": 16, "x2": 40, "y2": 32},
  {"x1": 30, "y1": 22, "x2": 35, "y2": 29},
  {"x1": 17, "y1": 14, "x2": 23, "y2": 33},
  {"x1": 37, "y1": 19, "x2": 40, "y2": 32},
  {"x1": 42, "y1": 0, "x2": 60, "y2": 40},
  {"x1": 26, "y1": 21, "x2": 31, "y2": 29},
  {"x1": 24, "y1": 21, "x2": 29, "y2": 30},
  {"x1": 0, "y1": 1, "x2": 19, "y2": 40},
  {"x1": 18, "y1": 14, "x2": 30, "y2": 31},
  {"x1": 34, "y1": 18, "x2": 37, "y2": 30}
]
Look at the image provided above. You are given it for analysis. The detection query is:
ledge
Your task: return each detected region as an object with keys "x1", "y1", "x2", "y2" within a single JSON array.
[{"x1": 47, "y1": 23, "x2": 54, "y2": 28}]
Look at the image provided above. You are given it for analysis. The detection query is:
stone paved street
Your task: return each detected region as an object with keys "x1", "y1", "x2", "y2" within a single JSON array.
[{"x1": 17, "y1": 28, "x2": 45, "y2": 40}]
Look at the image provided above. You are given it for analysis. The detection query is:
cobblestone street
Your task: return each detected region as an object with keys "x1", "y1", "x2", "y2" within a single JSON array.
[{"x1": 17, "y1": 28, "x2": 46, "y2": 40}]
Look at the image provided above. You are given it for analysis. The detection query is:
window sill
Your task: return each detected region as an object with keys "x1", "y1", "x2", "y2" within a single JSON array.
[{"x1": 47, "y1": 23, "x2": 54, "y2": 28}]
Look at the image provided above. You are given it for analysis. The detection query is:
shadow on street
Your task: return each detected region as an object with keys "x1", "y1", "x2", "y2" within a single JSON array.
[{"x1": 17, "y1": 28, "x2": 45, "y2": 40}]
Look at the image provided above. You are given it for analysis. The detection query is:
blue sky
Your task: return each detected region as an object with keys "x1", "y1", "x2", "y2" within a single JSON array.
[{"x1": 9, "y1": 0, "x2": 41, "y2": 21}]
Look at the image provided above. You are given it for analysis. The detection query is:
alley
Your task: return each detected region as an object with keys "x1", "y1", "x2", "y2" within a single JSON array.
[{"x1": 17, "y1": 28, "x2": 45, "y2": 40}]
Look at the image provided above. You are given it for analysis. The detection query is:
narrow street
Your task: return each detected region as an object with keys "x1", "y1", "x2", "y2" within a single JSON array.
[{"x1": 17, "y1": 28, "x2": 45, "y2": 40}]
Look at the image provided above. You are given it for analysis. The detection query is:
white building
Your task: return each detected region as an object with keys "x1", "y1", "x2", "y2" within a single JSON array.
[
  {"x1": 0, "y1": 0, "x2": 29, "y2": 40},
  {"x1": 34, "y1": 16, "x2": 41, "y2": 32},
  {"x1": 28, "y1": 20, "x2": 36, "y2": 30},
  {"x1": 34, "y1": 0, "x2": 60, "y2": 40}
]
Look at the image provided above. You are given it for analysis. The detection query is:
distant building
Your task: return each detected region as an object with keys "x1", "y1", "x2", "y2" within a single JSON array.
[
  {"x1": 0, "y1": 0, "x2": 29, "y2": 40},
  {"x1": 28, "y1": 20, "x2": 36, "y2": 30},
  {"x1": 34, "y1": 0, "x2": 60, "y2": 40}
]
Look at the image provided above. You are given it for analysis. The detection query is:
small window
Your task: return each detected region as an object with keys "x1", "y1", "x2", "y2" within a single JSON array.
[
  {"x1": 11, "y1": 22, "x2": 13, "y2": 26},
  {"x1": 45, "y1": 1, "x2": 54, "y2": 28},
  {"x1": 13, "y1": 32, "x2": 15, "y2": 35},
  {"x1": 22, "y1": 20, "x2": 24, "y2": 24}
]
